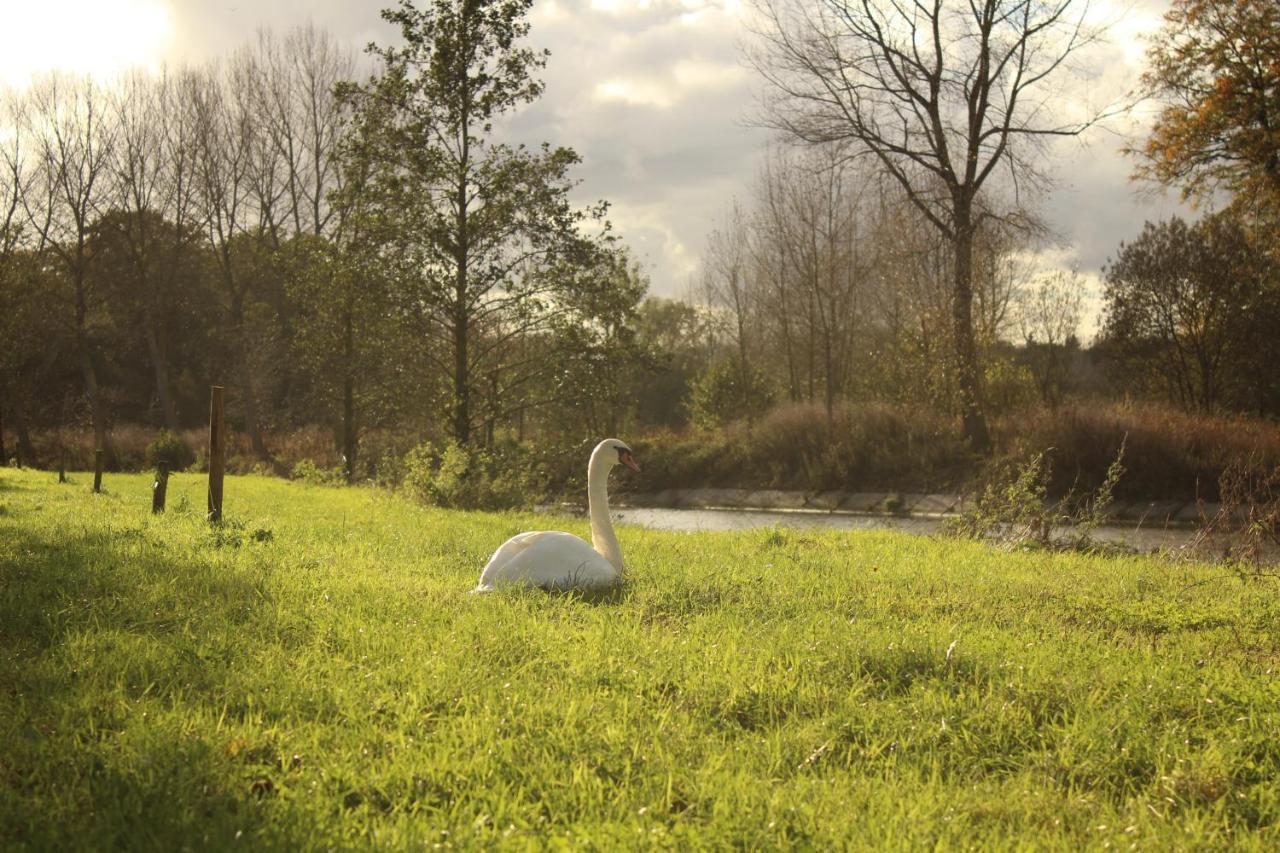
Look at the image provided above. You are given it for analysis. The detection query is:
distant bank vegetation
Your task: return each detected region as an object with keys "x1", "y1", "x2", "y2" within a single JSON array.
[{"x1": 19, "y1": 399, "x2": 1280, "y2": 509}]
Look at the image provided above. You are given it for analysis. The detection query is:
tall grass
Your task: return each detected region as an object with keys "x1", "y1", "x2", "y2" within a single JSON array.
[
  {"x1": 12, "y1": 400, "x2": 1280, "y2": 501},
  {"x1": 1, "y1": 470, "x2": 1277, "y2": 848},
  {"x1": 1008, "y1": 402, "x2": 1280, "y2": 501},
  {"x1": 628, "y1": 402, "x2": 971, "y2": 494}
]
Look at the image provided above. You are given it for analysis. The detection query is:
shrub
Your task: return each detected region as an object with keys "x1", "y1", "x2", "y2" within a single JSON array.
[
  {"x1": 145, "y1": 430, "x2": 195, "y2": 472},
  {"x1": 291, "y1": 459, "x2": 346, "y2": 486},
  {"x1": 688, "y1": 358, "x2": 774, "y2": 429},
  {"x1": 402, "y1": 440, "x2": 542, "y2": 510},
  {"x1": 1188, "y1": 457, "x2": 1280, "y2": 570},
  {"x1": 945, "y1": 442, "x2": 1127, "y2": 552}
]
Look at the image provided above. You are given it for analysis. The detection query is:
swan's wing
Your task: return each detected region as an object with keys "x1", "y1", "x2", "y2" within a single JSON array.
[
  {"x1": 481, "y1": 530, "x2": 554, "y2": 573},
  {"x1": 475, "y1": 531, "x2": 616, "y2": 591}
]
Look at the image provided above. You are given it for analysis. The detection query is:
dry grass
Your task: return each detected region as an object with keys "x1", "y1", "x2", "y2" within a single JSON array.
[
  {"x1": 13, "y1": 401, "x2": 1280, "y2": 502},
  {"x1": 1008, "y1": 402, "x2": 1280, "y2": 501}
]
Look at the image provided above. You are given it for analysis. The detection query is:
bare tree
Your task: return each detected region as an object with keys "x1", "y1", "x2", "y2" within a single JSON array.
[
  {"x1": 0, "y1": 94, "x2": 23, "y2": 262},
  {"x1": 20, "y1": 74, "x2": 117, "y2": 456},
  {"x1": 1018, "y1": 268, "x2": 1082, "y2": 406},
  {"x1": 0, "y1": 91, "x2": 27, "y2": 462},
  {"x1": 753, "y1": 147, "x2": 803, "y2": 400},
  {"x1": 749, "y1": 0, "x2": 1110, "y2": 451},
  {"x1": 247, "y1": 26, "x2": 355, "y2": 239},
  {"x1": 187, "y1": 63, "x2": 272, "y2": 458},
  {"x1": 105, "y1": 69, "x2": 203, "y2": 429},
  {"x1": 702, "y1": 200, "x2": 756, "y2": 407},
  {"x1": 743, "y1": 146, "x2": 875, "y2": 415}
]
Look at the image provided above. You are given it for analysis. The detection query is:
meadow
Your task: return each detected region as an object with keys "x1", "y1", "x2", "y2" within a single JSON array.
[{"x1": 1, "y1": 468, "x2": 1278, "y2": 849}]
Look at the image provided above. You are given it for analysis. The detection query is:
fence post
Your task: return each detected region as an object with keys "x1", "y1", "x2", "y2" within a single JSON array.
[
  {"x1": 58, "y1": 449, "x2": 66, "y2": 484},
  {"x1": 92, "y1": 449, "x2": 104, "y2": 493},
  {"x1": 207, "y1": 386, "x2": 225, "y2": 523},
  {"x1": 152, "y1": 463, "x2": 169, "y2": 514}
]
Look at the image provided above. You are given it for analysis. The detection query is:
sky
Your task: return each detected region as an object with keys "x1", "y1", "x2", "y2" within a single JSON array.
[{"x1": 0, "y1": 0, "x2": 1193, "y2": 333}]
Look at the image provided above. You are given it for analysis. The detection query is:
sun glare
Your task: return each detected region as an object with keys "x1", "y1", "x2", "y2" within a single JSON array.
[{"x1": 0, "y1": 0, "x2": 172, "y2": 88}]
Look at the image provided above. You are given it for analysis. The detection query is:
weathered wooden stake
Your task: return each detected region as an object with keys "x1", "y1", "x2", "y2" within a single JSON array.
[
  {"x1": 58, "y1": 449, "x2": 66, "y2": 484},
  {"x1": 207, "y1": 385, "x2": 225, "y2": 523},
  {"x1": 92, "y1": 449, "x2": 104, "y2": 493},
  {"x1": 152, "y1": 463, "x2": 169, "y2": 514}
]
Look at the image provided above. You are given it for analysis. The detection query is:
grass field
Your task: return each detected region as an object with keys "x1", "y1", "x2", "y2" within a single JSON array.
[{"x1": 1, "y1": 468, "x2": 1278, "y2": 849}]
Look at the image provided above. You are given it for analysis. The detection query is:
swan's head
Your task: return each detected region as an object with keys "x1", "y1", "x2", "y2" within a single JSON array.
[{"x1": 598, "y1": 439, "x2": 640, "y2": 473}]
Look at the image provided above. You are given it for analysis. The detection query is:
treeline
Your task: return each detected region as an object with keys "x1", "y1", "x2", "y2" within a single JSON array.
[
  {"x1": 0, "y1": 8, "x2": 658, "y2": 480},
  {"x1": 691, "y1": 146, "x2": 1280, "y2": 430}
]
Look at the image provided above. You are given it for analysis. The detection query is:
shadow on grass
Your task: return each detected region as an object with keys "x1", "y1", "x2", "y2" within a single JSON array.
[
  {"x1": 0, "y1": 521, "x2": 314, "y2": 849},
  {"x1": 0, "y1": 471, "x2": 35, "y2": 493}
]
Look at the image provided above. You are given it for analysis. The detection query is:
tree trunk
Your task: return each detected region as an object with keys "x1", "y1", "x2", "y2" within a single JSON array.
[
  {"x1": 229, "y1": 293, "x2": 270, "y2": 460},
  {"x1": 343, "y1": 374, "x2": 356, "y2": 482},
  {"x1": 142, "y1": 309, "x2": 179, "y2": 430},
  {"x1": 238, "y1": 356, "x2": 269, "y2": 460},
  {"x1": 452, "y1": 306, "x2": 470, "y2": 444},
  {"x1": 952, "y1": 217, "x2": 992, "y2": 454},
  {"x1": 79, "y1": 341, "x2": 110, "y2": 459},
  {"x1": 0, "y1": 390, "x2": 7, "y2": 464},
  {"x1": 342, "y1": 299, "x2": 356, "y2": 483},
  {"x1": 15, "y1": 401, "x2": 34, "y2": 467},
  {"x1": 452, "y1": 128, "x2": 472, "y2": 445},
  {"x1": 74, "y1": 273, "x2": 111, "y2": 460}
]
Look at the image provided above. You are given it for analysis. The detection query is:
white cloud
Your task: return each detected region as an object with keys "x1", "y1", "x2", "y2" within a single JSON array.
[
  {"x1": 593, "y1": 79, "x2": 674, "y2": 108},
  {"x1": 672, "y1": 59, "x2": 744, "y2": 90}
]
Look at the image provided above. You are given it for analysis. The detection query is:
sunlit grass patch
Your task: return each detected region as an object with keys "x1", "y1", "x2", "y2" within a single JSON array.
[{"x1": 1, "y1": 468, "x2": 1277, "y2": 848}]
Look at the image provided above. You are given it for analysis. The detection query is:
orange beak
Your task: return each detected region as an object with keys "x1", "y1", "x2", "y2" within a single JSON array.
[{"x1": 620, "y1": 451, "x2": 640, "y2": 473}]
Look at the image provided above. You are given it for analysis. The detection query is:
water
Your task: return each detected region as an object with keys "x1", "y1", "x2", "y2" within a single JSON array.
[{"x1": 610, "y1": 506, "x2": 1211, "y2": 554}]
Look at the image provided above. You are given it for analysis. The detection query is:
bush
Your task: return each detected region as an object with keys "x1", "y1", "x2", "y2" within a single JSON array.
[
  {"x1": 402, "y1": 440, "x2": 543, "y2": 510},
  {"x1": 688, "y1": 358, "x2": 774, "y2": 429},
  {"x1": 944, "y1": 442, "x2": 1126, "y2": 552},
  {"x1": 291, "y1": 459, "x2": 346, "y2": 486},
  {"x1": 745, "y1": 402, "x2": 972, "y2": 491},
  {"x1": 145, "y1": 430, "x2": 195, "y2": 472}
]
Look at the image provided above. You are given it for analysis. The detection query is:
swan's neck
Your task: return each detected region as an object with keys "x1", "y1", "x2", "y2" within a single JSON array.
[{"x1": 587, "y1": 453, "x2": 623, "y2": 574}]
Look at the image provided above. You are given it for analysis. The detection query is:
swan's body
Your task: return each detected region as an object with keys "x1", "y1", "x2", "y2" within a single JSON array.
[{"x1": 475, "y1": 439, "x2": 638, "y2": 592}]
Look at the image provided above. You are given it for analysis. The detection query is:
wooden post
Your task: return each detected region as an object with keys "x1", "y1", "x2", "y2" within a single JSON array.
[
  {"x1": 152, "y1": 463, "x2": 169, "y2": 514},
  {"x1": 207, "y1": 385, "x2": 225, "y2": 523},
  {"x1": 58, "y1": 449, "x2": 66, "y2": 484},
  {"x1": 92, "y1": 449, "x2": 103, "y2": 493}
]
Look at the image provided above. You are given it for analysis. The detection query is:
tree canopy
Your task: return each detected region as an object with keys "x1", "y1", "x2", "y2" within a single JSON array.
[{"x1": 1138, "y1": 0, "x2": 1280, "y2": 220}]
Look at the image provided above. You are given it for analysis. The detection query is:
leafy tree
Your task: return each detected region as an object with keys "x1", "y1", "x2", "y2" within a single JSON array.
[
  {"x1": 341, "y1": 0, "x2": 615, "y2": 444},
  {"x1": 631, "y1": 297, "x2": 721, "y2": 429},
  {"x1": 688, "y1": 357, "x2": 775, "y2": 430},
  {"x1": 1101, "y1": 215, "x2": 1268, "y2": 413},
  {"x1": 545, "y1": 253, "x2": 649, "y2": 438},
  {"x1": 87, "y1": 210, "x2": 200, "y2": 429},
  {"x1": 283, "y1": 232, "x2": 409, "y2": 482},
  {"x1": 1137, "y1": 0, "x2": 1280, "y2": 221}
]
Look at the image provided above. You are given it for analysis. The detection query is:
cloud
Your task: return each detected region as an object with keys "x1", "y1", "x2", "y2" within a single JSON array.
[{"x1": 593, "y1": 79, "x2": 675, "y2": 108}]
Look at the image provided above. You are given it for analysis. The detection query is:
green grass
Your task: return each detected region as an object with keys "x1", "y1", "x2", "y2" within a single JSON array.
[{"x1": 1, "y1": 468, "x2": 1277, "y2": 849}]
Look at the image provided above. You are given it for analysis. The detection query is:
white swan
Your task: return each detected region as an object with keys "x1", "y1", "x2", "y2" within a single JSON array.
[{"x1": 474, "y1": 439, "x2": 640, "y2": 592}]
